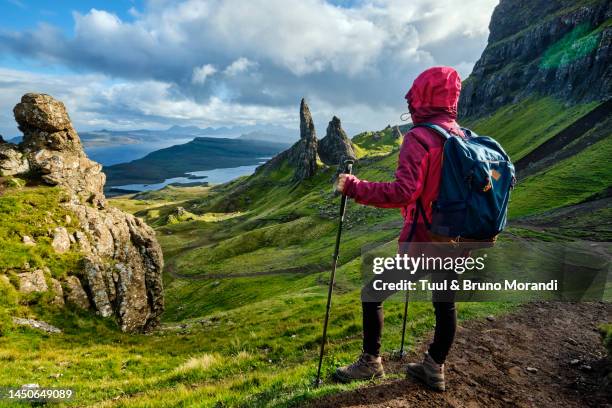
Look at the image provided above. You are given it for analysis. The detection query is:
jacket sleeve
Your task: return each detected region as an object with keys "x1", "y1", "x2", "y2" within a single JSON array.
[{"x1": 343, "y1": 131, "x2": 428, "y2": 208}]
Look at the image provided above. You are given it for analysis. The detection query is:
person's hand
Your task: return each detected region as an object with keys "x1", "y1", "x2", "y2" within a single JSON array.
[{"x1": 335, "y1": 174, "x2": 349, "y2": 193}]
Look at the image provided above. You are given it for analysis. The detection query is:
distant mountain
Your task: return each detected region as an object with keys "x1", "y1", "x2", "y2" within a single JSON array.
[
  {"x1": 103, "y1": 137, "x2": 291, "y2": 187},
  {"x1": 239, "y1": 130, "x2": 296, "y2": 143},
  {"x1": 5, "y1": 125, "x2": 293, "y2": 149},
  {"x1": 80, "y1": 124, "x2": 294, "y2": 148}
]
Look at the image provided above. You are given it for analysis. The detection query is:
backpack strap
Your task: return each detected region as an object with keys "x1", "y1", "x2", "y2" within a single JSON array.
[
  {"x1": 405, "y1": 199, "x2": 431, "y2": 242},
  {"x1": 412, "y1": 123, "x2": 476, "y2": 139},
  {"x1": 411, "y1": 122, "x2": 453, "y2": 139}
]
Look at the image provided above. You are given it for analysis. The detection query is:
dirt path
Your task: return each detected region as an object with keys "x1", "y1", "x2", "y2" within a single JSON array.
[{"x1": 312, "y1": 302, "x2": 611, "y2": 408}]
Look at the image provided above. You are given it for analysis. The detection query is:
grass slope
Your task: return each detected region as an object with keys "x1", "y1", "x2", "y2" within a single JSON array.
[
  {"x1": 509, "y1": 135, "x2": 612, "y2": 217},
  {"x1": 467, "y1": 97, "x2": 599, "y2": 160},
  {"x1": 0, "y1": 95, "x2": 609, "y2": 406}
]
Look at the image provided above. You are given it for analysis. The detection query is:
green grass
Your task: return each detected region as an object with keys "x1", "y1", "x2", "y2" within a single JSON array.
[
  {"x1": 467, "y1": 97, "x2": 599, "y2": 160},
  {"x1": 0, "y1": 181, "x2": 83, "y2": 279},
  {"x1": 509, "y1": 135, "x2": 612, "y2": 217},
  {"x1": 599, "y1": 323, "x2": 612, "y2": 356},
  {"x1": 0, "y1": 279, "x2": 512, "y2": 407},
  {"x1": 352, "y1": 126, "x2": 404, "y2": 157}
]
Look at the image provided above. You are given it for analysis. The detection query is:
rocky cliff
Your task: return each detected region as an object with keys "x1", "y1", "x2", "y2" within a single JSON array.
[
  {"x1": 460, "y1": 0, "x2": 611, "y2": 118},
  {"x1": 0, "y1": 94, "x2": 164, "y2": 333}
]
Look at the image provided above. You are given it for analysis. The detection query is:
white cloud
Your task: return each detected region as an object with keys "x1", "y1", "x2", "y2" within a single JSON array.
[
  {"x1": 224, "y1": 58, "x2": 257, "y2": 76},
  {"x1": 0, "y1": 0, "x2": 499, "y2": 135},
  {"x1": 0, "y1": 68, "x2": 295, "y2": 136},
  {"x1": 192, "y1": 64, "x2": 217, "y2": 84}
]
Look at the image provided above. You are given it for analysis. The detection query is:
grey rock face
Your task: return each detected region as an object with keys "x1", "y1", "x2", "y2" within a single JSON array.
[
  {"x1": 460, "y1": 0, "x2": 612, "y2": 118},
  {"x1": 51, "y1": 227, "x2": 71, "y2": 254},
  {"x1": 0, "y1": 143, "x2": 29, "y2": 176},
  {"x1": 82, "y1": 257, "x2": 113, "y2": 318},
  {"x1": 50, "y1": 278, "x2": 65, "y2": 306},
  {"x1": 318, "y1": 116, "x2": 356, "y2": 166},
  {"x1": 12, "y1": 318, "x2": 62, "y2": 334},
  {"x1": 289, "y1": 99, "x2": 319, "y2": 181},
  {"x1": 3, "y1": 93, "x2": 165, "y2": 333},
  {"x1": 64, "y1": 276, "x2": 91, "y2": 310},
  {"x1": 18, "y1": 269, "x2": 48, "y2": 294}
]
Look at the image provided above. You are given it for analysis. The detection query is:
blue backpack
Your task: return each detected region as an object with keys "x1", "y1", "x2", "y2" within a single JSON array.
[{"x1": 412, "y1": 123, "x2": 515, "y2": 242}]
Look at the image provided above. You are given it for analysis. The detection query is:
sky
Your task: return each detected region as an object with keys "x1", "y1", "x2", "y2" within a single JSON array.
[{"x1": 0, "y1": 0, "x2": 499, "y2": 139}]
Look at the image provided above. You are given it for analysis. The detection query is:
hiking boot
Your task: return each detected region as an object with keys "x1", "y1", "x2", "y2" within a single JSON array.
[
  {"x1": 406, "y1": 352, "x2": 445, "y2": 391},
  {"x1": 334, "y1": 352, "x2": 385, "y2": 382}
]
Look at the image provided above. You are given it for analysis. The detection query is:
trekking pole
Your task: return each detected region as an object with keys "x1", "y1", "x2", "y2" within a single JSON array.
[
  {"x1": 315, "y1": 159, "x2": 354, "y2": 387},
  {"x1": 398, "y1": 289, "x2": 409, "y2": 358}
]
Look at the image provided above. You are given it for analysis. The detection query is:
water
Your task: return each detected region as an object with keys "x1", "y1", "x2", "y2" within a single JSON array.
[
  {"x1": 85, "y1": 139, "x2": 193, "y2": 166},
  {"x1": 112, "y1": 162, "x2": 267, "y2": 192}
]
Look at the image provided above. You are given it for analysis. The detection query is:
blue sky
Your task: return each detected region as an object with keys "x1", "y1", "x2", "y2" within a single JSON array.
[{"x1": 0, "y1": 0, "x2": 498, "y2": 139}]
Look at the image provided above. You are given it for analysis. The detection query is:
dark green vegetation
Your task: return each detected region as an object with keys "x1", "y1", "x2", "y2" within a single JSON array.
[{"x1": 103, "y1": 137, "x2": 291, "y2": 187}]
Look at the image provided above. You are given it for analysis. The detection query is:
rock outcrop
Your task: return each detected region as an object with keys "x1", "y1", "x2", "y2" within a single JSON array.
[
  {"x1": 261, "y1": 98, "x2": 321, "y2": 181},
  {"x1": 18, "y1": 269, "x2": 48, "y2": 294},
  {"x1": 257, "y1": 99, "x2": 360, "y2": 183},
  {"x1": 14, "y1": 93, "x2": 106, "y2": 206},
  {"x1": 289, "y1": 99, "x2": 319, "y2": 181},
  {"x1": 1, "y1": 93, "x2": 164, "y2": 333},
  {"x1": 460, "y1": 0, "x2": 611, "y2": 118},
  {"x1": 317, "y1": 116, "x2": 356, "y2": 165},
  {"x1": 64, "y1": 276, "x2": 91, "y2": 310},
  {"x1": 12, "y1": 318, "x2": 62, "y2": 334},
  {"x1": 0, "y1": 142, "x2": 29, "y2": 176}
]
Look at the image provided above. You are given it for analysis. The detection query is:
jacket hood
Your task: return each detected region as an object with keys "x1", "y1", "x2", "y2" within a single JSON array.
[{"x1": 405, "y1": 66, "x2": 461, "y2": 124}]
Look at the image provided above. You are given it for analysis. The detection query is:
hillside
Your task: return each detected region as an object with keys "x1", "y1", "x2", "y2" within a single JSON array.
[
  {"x1": 103, "y1": 137, "x2": 291, "y2": 187},
  {"x1": 0, "y1": 0, "x2": 610, "y2": 407}
]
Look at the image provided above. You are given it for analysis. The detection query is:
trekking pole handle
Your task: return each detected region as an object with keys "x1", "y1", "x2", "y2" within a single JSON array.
[
  {"x1": 343, "y1": 159, "x2": 354, "y2": 178},
  {"x1": 338, "y1": 159, "x2": 354, "y2": 220}
]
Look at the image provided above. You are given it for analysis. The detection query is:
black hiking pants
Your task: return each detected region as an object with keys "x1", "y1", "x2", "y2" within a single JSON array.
[{"x1": 360, "y1": 256, "x2": 457, "y2": 365}]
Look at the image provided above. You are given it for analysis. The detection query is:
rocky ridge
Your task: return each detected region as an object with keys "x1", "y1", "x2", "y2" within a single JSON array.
[
  {"x1": 261, "y1": 99, "x2": 356, "y2": 181},
  {"x1": 459, "y1": 0, "x2": 611, "y2": 118},
  {"x1": 0, "y1": 93, "x2": 164, "y2": 333}
]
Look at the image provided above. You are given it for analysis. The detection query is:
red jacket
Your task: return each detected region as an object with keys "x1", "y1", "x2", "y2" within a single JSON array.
[{"x1": 343, "y1": 66, "x2": 464, "y2": 243}]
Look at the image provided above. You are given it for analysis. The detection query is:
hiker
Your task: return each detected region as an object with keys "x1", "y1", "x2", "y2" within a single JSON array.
[{"x1": 334, "y1": 66, "x2": 464, "y2": 391}]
